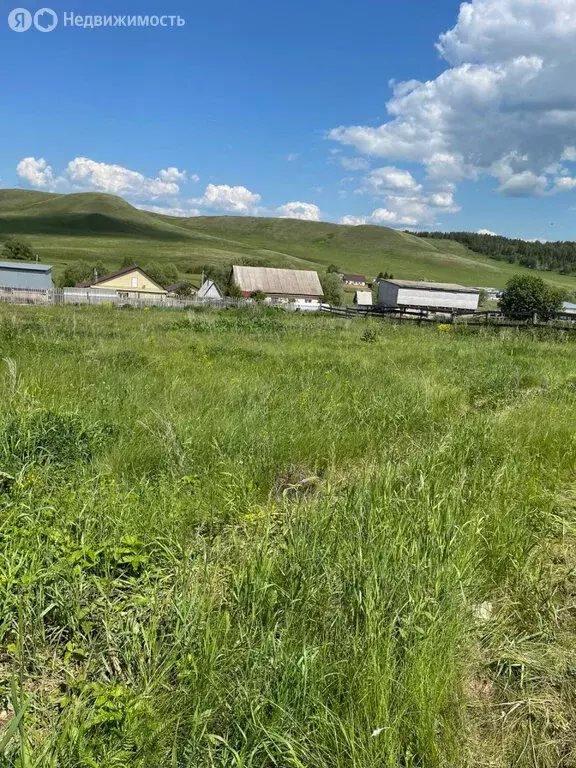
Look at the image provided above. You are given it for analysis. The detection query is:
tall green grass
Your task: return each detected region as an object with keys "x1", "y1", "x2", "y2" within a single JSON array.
[{"x1": 1, "y1": 306, "x2": 576, "y2": 766}]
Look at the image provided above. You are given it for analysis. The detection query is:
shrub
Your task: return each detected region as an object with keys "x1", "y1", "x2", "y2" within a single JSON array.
[
  {"x1": 361, "y1": 326, "x2": 378, "y2": 343},
  {"x1": 2, "y1": 238, "x2": 35, "y2": 262},
  {"x1": 320, "y1": 272, "x2": 344, "y2": 306},
  {"x1": 500, "y1": 275, "x2": 565, "y2": 321}
]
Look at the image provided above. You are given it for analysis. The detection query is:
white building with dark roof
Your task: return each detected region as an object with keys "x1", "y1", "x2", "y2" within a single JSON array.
[
  {"x1": 232, "y1": 265, "x2": 323, "y2": 307},
  {"x1": 378, "y1": 279, "x2": 480, "y2": 311}
]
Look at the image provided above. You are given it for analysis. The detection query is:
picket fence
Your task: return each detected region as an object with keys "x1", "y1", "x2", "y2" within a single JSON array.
[{"x1": 0, "y1": 287, "x2": 320, "y2": 312}]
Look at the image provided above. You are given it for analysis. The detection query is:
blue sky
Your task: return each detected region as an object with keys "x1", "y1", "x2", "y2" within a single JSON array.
[{"x1": 3, "y1": 0, "x2": 576, "y2": 239}]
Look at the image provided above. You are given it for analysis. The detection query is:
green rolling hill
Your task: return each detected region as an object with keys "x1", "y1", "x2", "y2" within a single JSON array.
[{"x1": 1, "y1": 188, "x2": 576, "y2": 293}]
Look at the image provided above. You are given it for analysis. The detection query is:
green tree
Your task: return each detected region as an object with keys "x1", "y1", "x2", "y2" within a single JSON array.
[
  {"x1": 500, "y1": 275, "x2": 565, "y2": 322},
  {"x1": 226, "y1": 282, "x2": 243, "y2": 299},
  {"x1": 327, "y1": 264, "x2": 340, "y2": 273},
  {"x1": 2, "y1": 238, "x2": 35, "y2": 262},
  {"x1": 59, "y1": 262, "x2": 96, "y2": 287},
  {"x1": 249, "y1": 290, "x2": 266, "y2": 302},
  {"x1": 143, "y1": 262, "x2": 179, "y2": 287},
  {"x1": 320, "y1": 272, "x2": 345, "y2": 306},
  {"x1": 200, "y1": 264, "x2": 231, "y2": 293},
  {"x1": 58, "y1": 261, "x2": 108, "y2": 287}
]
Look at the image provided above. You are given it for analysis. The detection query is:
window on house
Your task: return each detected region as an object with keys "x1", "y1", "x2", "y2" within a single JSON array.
[{"x1": 131, "y1": 277, "x2": 138, "y2": 288}]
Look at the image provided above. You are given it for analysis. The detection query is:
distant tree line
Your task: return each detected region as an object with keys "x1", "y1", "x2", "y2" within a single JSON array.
[{"x1": 413, "y1": 231, "x2": 576, "y2": 275}]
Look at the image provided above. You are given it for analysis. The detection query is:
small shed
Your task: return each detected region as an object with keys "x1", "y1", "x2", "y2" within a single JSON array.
[
  {"x1": 197, "y1": 279, "x2": 223, "y2": 299},
  {"x1": 354, "y1": 290, "x2": 373, "y2": 306},
  {"x1": 378, "y1": 279, "x2": 480, "y2": 311},
  {"x1": 0, "y1": 261, "x2": 53, "y2": 290}
]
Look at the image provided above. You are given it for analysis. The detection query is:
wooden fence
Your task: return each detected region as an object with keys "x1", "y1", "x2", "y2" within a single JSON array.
[{"x1": 322, "y1": 303, "x2": 576, "y2": 331}]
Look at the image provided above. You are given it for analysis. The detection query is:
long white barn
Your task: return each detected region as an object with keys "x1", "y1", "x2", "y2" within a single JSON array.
[{"x1": 378, "y1": 279, "x2": 480, "y2": 311}]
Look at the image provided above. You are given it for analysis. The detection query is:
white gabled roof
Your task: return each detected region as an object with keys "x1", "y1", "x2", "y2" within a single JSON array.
[
  {"x1": 232, "y1": 265, "x2": 323, "y2": 297},
  {"x1": 197, "y1": 279, "x2": 222, "y2": 298}
]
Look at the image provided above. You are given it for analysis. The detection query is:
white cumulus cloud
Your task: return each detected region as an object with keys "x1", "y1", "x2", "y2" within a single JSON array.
[
  {"x1": 16, "y1": 156, "x2": 196, "y2": 201},
  {"x1": 554, "y1": 175, "x2": 576, "y2": 190},
  {"x1": 192, "y1": 183, "x2": 261, "y2": 214},
  {"x1": 64, "y1": 157, "x2": 180, "y2": 199},
  {"x1": 138, "y1": 203, "x2": 201, "y2": 217},
  {"x1": 17, "y1": 157, "x2": 55, "y2": 188},
  {"x1": 477, "y1": 228, "x2": 498, "y2": 235},
  {"x1": 361, "y1": 166, "x2": 422, "y2": 194},
  {"x1": 158, "y1": 167, "x2": 189, "y2": 184},
  {"x1": 329, "y1": 0, "x2": 576, "y2": 220},
  {"x1": 430, "y1": 191, "x2": 456, "y2": 207},
  {"x1": 276, "y1": 201, "x2": 321, "y2": 221},
  {"x1": 341, "y1": 206, "x2": 422, "y2": 228}
]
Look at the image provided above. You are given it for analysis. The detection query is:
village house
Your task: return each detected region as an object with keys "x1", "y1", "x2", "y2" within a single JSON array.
[
  {"x1": 340, "y1": 273, "x2": 367, "y2": 287},
  {"x1": 232, "y1": 265, "x2": 323, "y2": 308},
  {"x1": 378, "y1": 279, "x2": 480, "y2": 311},
  {"x1": 77, "y1": 265, "x2": 168, "y2": 299},
  {"x1": 0, "y1": 260, "x2": 53, "y2": 291}
]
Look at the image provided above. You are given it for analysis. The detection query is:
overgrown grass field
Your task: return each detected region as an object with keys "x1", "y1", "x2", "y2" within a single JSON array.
[{"x1": 1, "y1": 305, "x2": 576, "y2": 766}]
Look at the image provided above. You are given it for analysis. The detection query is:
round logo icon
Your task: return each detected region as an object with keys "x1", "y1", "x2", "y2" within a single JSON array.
[
  {"x1": 34, "y1": 7, "x2": 57, "y2": 31},
  {"x1": 8, "y1": 8, "x2": 32, "y2": 31}
]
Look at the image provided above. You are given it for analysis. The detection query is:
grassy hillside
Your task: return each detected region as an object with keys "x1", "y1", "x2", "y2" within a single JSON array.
[
  {"x1": 1, "y1": 305, "x2": 576, "y2": 765},
  {"x1": 2, "y1": 188, "x2": 576, "y2": 292}
]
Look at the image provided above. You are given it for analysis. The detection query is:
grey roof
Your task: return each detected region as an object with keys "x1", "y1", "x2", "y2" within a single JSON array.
[
  {"x1": 232, "y1": 265, "x2": 323, "y2": 297},
  {"x1": 165, "y1": 281, "x2": 198, "y2": 292},
  {"x1": 0, "y1": 261, "x2": 52, "y2": 272},
  {"x1": 197, "y1": 279, "x2": 222, "y2": 298},
  {"x1": 384, "y1": 279, "x2": 479, "y2": 294},
  {"x1": 354, "y1": 290, "x2": 373, "y2": 305}
]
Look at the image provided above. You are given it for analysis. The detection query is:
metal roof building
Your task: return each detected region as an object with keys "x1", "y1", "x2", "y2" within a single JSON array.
[
  {"x1": 378, "y1": 279, "x2": 480, "y2": 311},
  {"x1": 0, "y1": 261, "x2": 53, "y2": 290},
  {"x1": 232, "y1": 265, "x2": 323, "y2": 302}
]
